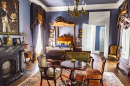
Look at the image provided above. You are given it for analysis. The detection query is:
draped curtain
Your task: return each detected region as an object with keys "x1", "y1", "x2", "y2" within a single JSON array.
[{"x1": 30, "y1": 3, "x2": 45, "y2": 60}]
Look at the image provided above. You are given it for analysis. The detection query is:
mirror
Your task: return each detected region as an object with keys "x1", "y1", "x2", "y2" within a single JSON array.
[{"x1": 121, "y1": 27, "x2": 130, "y2": 59}]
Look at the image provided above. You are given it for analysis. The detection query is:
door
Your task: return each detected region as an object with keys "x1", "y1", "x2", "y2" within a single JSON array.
[
  {"x1": 82, "y1": 24, "x2": 96, "y2": 51},
  {"x1": 100, "y1": 26, "x2": 105, "y2": 52}
]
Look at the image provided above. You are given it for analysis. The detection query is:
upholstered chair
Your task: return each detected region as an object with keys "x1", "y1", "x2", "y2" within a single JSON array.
[
  {"x1": 37, "y1": 55, "x2": 64, "y2": 86},
  {"x1": 108, "y1": 45, "x2": 118, "y2": 60},
  {"x1": 84, "y1": 57, "x2": 106, "y2": 86}
]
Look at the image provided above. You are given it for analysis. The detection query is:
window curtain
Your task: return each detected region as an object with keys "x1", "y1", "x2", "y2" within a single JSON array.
[{"x1": 30, "y1": 3, "x2": 45, "y2": 60}]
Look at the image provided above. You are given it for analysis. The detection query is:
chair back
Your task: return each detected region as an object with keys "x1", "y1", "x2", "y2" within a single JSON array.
[
  {"x1": 99, "y1": 57, "x2": 106, "y2": 74},
  {"x1": 109, "y1": 45, "x2": 117, "y2": 55},
  {"x1": 37, "y1": 55, "x2": 48, "y2": 68}
]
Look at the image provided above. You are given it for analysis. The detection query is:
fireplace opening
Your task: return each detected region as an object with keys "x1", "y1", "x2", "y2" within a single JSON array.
[{"x1": 2, "y1": 60, "x2": 15, "y2": 78}]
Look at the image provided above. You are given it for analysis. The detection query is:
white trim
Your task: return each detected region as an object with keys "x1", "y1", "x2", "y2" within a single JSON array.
[
  {"x1": 29, "y1": 0, "x2": 47, "y2": 11},
  {"x1": 29, "y1": 0, "x2": 124, "y2": 12},
  {"x1": 89, "y1": 11, "x2": 110, "y2": 58}
]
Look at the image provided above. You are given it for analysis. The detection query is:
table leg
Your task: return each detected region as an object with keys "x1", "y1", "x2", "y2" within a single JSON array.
[{"x1": 69, "y1": 70, "x2": 76, "y2": 83}]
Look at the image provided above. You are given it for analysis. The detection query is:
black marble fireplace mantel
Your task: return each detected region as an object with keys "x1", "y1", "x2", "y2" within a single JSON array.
[{"x1": 0, "y1": 45, "x2": 25, "y2": 85}]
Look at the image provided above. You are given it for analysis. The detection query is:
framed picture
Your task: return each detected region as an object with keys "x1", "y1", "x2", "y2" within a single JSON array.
[
  {"x1": 78, "y1": 34, "x2": 82, "y2": 38},
  {"x1": 0, "y1": 38, "x2": 3, "y2": 46},
  {"x1": 49, "y1": 34, "x2": 54, "y2": 38},
  {"x1": 16, "y1": 38, "x2": 21, "y2": 45},
  {"x1": 49, "y1": 29, "x2": 54, "y2": 33},
  {"x1": 79, "y1": 29, "x2": 82, "y2": 33},
  {"x1": 0, "y1": 0, "x2": 19, "y2": 35}
]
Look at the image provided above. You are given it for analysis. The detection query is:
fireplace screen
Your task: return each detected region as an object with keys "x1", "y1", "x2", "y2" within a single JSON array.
[{"x1": 2, "y1": 60, "x2": 14, "y2": 78}]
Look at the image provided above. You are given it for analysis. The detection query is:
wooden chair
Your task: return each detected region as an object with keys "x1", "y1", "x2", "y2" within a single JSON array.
[
  {"x1": 108, "y1": 45, "x2": 118, "y2": 60},
  {"x1": 37, "y1": 54, "x2": 65, "y2": 86},
  {"x1": 85, "y1": 57, "x2": 106, "y2": 86},
  {"x1": 24, "y1": 45, "x2": 33, "y2": 65}
]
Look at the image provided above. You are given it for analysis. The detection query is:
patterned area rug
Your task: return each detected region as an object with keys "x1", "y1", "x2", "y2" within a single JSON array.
[{"x1": 18, "y1": 69, "x2": 124, "y2": 86}]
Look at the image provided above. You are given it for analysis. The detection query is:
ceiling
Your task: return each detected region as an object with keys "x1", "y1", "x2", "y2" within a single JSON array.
[{"x1": 40, "y1": 0, "x2": 119, "y2": 7}]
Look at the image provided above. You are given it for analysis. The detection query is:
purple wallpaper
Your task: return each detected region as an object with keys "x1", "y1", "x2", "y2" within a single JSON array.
[{"x1": 45, "y1": 9, "x2": 119, "y2": 48}]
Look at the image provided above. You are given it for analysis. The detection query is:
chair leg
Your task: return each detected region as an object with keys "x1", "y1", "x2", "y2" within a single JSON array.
[
  {"x1": 102, "y1": 79, "x2": 103, "y2": 86},
  {"x1": 47, "y1": 80, "x2": 50, "y2": 86},
  {"x1": 40, "y1": 78, "x2": 42, "y2": 86},
  {"x1": 54, "y1": 80, "x2": 56, "y2": 86},
  {"x1": 100, "y1": 79, "x2": 102, "y2": 84},
  {"x1": 87, "y1": 79, "x2": 89, "y2": 86}
]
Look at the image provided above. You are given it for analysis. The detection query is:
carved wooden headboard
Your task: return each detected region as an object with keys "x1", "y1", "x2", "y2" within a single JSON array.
[{"x1": 56, "y1": 34, "x2": 73, "y2": 45}]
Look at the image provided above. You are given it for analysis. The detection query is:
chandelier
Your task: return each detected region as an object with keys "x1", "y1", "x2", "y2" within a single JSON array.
[{"x1": 67, "y1": 0, "x2": 87, "y2": 18}]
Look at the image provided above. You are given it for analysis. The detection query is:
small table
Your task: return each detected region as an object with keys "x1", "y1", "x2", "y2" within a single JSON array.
[{"x1": 61, "y1": 60, "x2": 86, "y2": 85}]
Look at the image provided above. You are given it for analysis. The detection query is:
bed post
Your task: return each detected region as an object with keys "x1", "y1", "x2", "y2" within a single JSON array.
[
  {"x1": 58, "y1": 27, "x2": 59, "y2": 37},
  {"x1": 74, "y1": 24, "x2": 76, "y2": 48},
  {"x1": 54, "y1": 26, "x2": 56, "y2": 46}
]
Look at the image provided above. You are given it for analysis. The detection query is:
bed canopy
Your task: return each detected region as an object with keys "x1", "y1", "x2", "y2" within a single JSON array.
[{"x1": 50, "y1": 16, "x2": 76, "y2": 46}]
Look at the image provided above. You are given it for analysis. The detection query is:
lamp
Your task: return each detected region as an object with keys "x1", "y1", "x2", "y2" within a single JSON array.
[
  {"x1": 67, "y1": 0, "x2": 87, "y2": 18},
  {"x1": 76, "y1": 38, "x2": 80, "y2": 48}
]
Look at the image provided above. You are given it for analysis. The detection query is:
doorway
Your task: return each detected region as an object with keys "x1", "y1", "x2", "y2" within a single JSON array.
[
  {"x1": 89, "y1": 11, "x2": 110, "y2": 58},
  {"x1": 94, "y1": 25, "x2": 105, "y2": 54},
  {"x1": 82, "y1": 24, "x2": 105, "y2": 55}
]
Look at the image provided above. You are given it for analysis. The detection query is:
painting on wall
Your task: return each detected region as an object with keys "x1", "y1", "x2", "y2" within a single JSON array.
[
  {"x1": 49, "y1": 29, "x2": 54, "y2": 33},
  {"x1": 49, "y1": 34, "x2": 54, "y2": 38},
  {"x1": 78, "y1": 34, "x2": 82, "y2": 38},
  {"x1": 0, "y1": 0, "x2": 19, "y2": 35},
  {"x1": 79, "y1": 29, "x2": 82, "y2": 33}
]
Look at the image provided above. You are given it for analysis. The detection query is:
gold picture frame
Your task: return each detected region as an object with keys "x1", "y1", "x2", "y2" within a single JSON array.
[
  {"x1": 16, "y1": 38, "x2": 21, "y2": 45},
  {"x1": 49, "y1": 29, "x2": 54, "y2": 33},
  {"x1": 78, "y1": 34, "x2": 82, "y2": 38},
  {"x1": 79, "y1": 29, "x2": 82, "y2": 33},
  {"x1": 49, "y1": 34, "x2": 54, "y2": 38},
  {"x1": 0, "y1": 38, "x2": 3, "y2": 46},
  {"x1": 0, "y1": 0, "x2": 19, "y2": 35}
]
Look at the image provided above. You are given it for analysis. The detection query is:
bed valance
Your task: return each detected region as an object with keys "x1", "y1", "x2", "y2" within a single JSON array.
[{"x1": 49, "y1": 16, "x2": 75, "y2": 27}]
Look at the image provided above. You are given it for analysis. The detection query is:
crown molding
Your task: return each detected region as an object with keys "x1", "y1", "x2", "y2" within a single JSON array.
[
  {"x1": 29, "y1": 0, "x2": 124, "y2": 12},
  {"x1": 29, "y1": 0, "x2": 47, "y2": 11}
]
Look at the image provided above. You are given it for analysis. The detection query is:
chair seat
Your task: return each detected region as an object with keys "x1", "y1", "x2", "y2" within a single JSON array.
[
  {"x1": 75, "y1": 70, "x2": 86, "y2": 81},
  {"x1": 42, "y1": 68, "x2": 61, "y2": 79},
  {"x1": 108, "y1": 54, "x2": 116, "y2": 58},
  {"x1": 86, "y1": 68, "x2": 102, "y2": 79},
  {"x1": 75, "y1": 70, "x2": 86, "y2": 76}
]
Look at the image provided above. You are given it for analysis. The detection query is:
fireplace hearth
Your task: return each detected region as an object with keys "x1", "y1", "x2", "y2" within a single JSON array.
[{"x1": 0, "y1": 45, "x2": 25, "y2": 85}]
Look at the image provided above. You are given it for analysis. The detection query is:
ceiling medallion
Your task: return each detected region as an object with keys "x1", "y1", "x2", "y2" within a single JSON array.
[{"x1": 67, "y1": 0, "x2": 87, "y2": 18}]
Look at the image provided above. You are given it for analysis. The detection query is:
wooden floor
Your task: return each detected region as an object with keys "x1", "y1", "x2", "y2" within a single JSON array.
[{"x1": 10, "y1": 54, "x2": 130, "y2": 86}]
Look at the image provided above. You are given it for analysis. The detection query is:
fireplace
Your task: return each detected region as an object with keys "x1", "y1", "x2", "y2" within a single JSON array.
[
  {"x1": 2, "y1": 60, "x2": 15, "y2": 78},
  {"x1": 0, "y1": 45, "x2": 25, "y2": 85}
]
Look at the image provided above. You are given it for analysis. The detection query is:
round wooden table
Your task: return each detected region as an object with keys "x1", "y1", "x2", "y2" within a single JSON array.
[{"x1": 61, "y1": 60, "x2": 86, "y2": 85}]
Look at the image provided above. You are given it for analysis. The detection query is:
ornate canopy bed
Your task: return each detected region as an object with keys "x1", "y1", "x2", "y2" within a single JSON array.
[
  {"x1": 49, "y1": 16, "x2": 76, "y2": 47},
  {"x1": 46, "y1": 16, "x2": 76, "y2": 60}
]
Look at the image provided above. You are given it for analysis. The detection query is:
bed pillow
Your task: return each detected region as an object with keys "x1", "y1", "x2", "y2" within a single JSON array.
[
  {"x1": 61, "y1": 45, "x2": 69, "y2": 47},
  {"x1": 55, "y1": 45, "x2": 69, "y2": 47}
]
